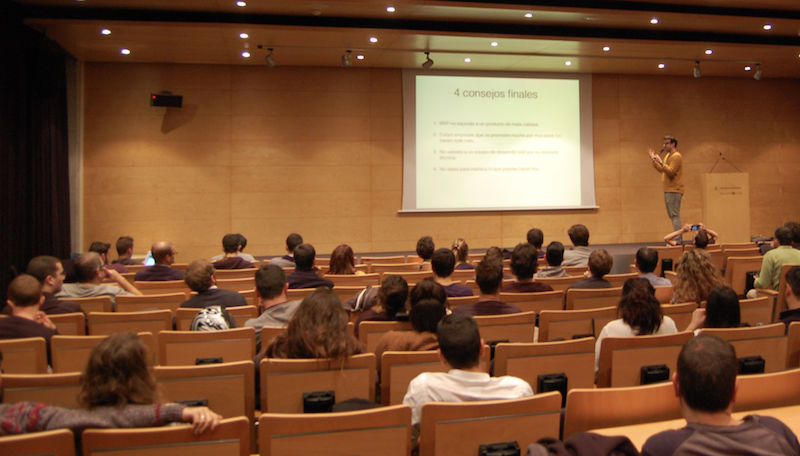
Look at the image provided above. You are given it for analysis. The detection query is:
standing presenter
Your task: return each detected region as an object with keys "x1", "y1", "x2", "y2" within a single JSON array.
[{"x1": 649, "y1": 135, "x2": 683, "y2": 231}]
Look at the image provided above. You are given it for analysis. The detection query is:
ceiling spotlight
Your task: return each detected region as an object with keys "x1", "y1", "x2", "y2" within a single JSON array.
[
  {"x1": 386, "y1": 6, "x2": 395, "y2": 13},
  {"x1": 490, "y1": 41, "x2": 498, "y2": 47},
  {"x1": 241, "y1": 51, "x2": 251, "y2": 58},
  {"x1": 265, "y1": 48, "x2": 276, "y2": 67},
  {"x1": 657, "y1": 63, "x2": 665, "y2": 69},
  {"x1": 753, "y1": 64, "x2": 762, "y2": 80},
  {"x1": 693, "y1": 61, "x2": 701, "y2": 78},
  {"x1": 100, "y1": 28, "x2": 111, "y2": 35},
  {"x1": 763, "y1": 24, "x2": 773, "y2": 30},
  {"x1": 704, "y1": 49, "x2": 713, "y2": 55},
  {"x1": 369, "y1": 36, "x2": 378, "y2": 43},
  {"x1": 239, "y1": 32, "x2": 248, "y2": 39},
  {"x1": 744, "y1": 65, "x2": 752, "y2": 71},
  {"x1": 464, "y1": 57, "x2": 471, "y2": 63},
  {"x1": 565, "y1": 60, "x2": 572, "y2": 66},
  {"x1": 602, "y1": 46, "x2": 611, "y2": 52},
  {"x1": 524, "y1": 12, "x2": 533, "y2": 18},
  {"x1": 422, "y1": 52, "x2": 434, "y2": 70},
  {"x1": 650, "y1": 17, "x2": 659, "y2": 24},
  {"x1": 341, "y1": 50, "x2": 352, "y2": 67},
  {"x1": 120, "y1": 48, "x2": 131, "y2": 55},
  {"x1": 235, "y1": 1, "x2": 246, "y2": 6}
]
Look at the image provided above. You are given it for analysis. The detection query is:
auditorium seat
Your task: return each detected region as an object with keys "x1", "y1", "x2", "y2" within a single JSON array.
[
  {"x1": 724, "y1": 256, "x2": 764, "y2": 295},
  {"x1": 0, "y1": 337, "x2": 47, "y2": 373},
  {"x1": 534, "y1": 275, "x2": 583, "y2": 291},
  {"x1": 88, "y1": 310, "x2": 171, "y2": 348},
  {"x1": 699, "y1": 323, "x2": 787, "y2": 373},
  {"x1": 660, "y1": 302, "x2": 696, "y2": 332},
  {"x1": 738, "y1": 295, "x2": 773, "y2": 326},
  {"x1": 446, "y1": 295, "x2": 479, "y2": 310},
  {"x1": 605, "y1": 272, "x2": 638, "y2": 288},
  {"x1": 174, "y1": 305, "x2": 258, "y2": 330},
  {"x1": 474, "y1": 312, "x2": 536, "y2": 343},
  {"x1": 215, "y1": 277, "x2": 255, "y2": 292},
  {"x1": 115, "y1": 292, "x2": 187, "y2": 314},
  {"x1": 377, "y1": 270, "x2": 431, "y2": 285},
  {"x1": 213, "y1": 268, "x2": 258, "y2": 280},
  {"x1": 133, "y1": 279, "x2": 190, "y2": 295},
  {"x1": 0, "y1": 429, "x2": 75, "y2": 456},
  {"x1": 735, "y1": 367, "x2": 800, "y2": 412},
  {"x1": 64, "y1": 295, "x2": 111, "y2": 314},
  {"x1": 47, "y1": 312, "x2": 85, "y2": 335},
  {"x1": 51, "y1": 332, "x2": 156, "y2": 373},
  {"x1": 361, "y1": 255, "x2": 407, "y2": 265},
  {"x1": 357, "y1": 320, "x2": 413, "y2": 352},
  {"x1": 370, "y1": 263, "x2": 422, "y2": 274},
  {"x1": 563, "y1": 265, "x2": 589, "y2": 276},
  {"x1": 722, "y1": 248, "x2": 761, "y2": 272},
  {"x1": 159, "y1": 327, "x2": 255, "y2": 366},
  {"x1": 1, "y1": 372, "x2": 81, "y2": 408},
  {"x1": 596, "y1": 332, "x2": 693, "y2": 387},
  {"x1": 649, "y1": 246, "x2": 683, "y2": 277},
  {"x1": 326, "y1": 273, "x2": 380, "y2": 287},
  {"x1": 499, "y1": 290, "x2": 565, "y2": 313},
  {"x1": 493, "y1": 338, "x2": 595, "y2": 395},
  {"x1": 564, "y1": 287, "x2": 622, "y2": 311},
  {"x1": 285, "y1": 287, "x2": 316, "y2": 301},
  {"x1": 538, "y1": 306, "x2": 617, "y2": 342}
]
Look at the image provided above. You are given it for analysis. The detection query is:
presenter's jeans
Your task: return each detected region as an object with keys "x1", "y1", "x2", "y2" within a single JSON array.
[{"x1": 664, "y1": 192, "x2": 682, "y2": 231}]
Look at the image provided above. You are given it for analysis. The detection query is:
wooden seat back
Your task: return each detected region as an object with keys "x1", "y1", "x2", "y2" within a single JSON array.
[
  {"x1": 605, "y1": 273, "x2": 638, "y2": 288},
  {"x1": 534, "y1": 275, "x2": 583, "y2": 292},
  {"x1": 358, "y1": 320, "x2": 413, "y2": 352},
  {"x1": 51, "y1": 332, "x2": 157, "y2": 373},
  {"x1": 326, "y1": 273, "x2": 380, "y2": 287},
  {"x1": 133, "y1": 279, "x2": 190, "y2": 295},
  {"x1": 661, "y1": 302, "x2": 697, "y2": 332},
  {"x1": 87, "y1": 310, "x2": 172, "y2": 349},
  {"x1": 565, "y1": 287, "x2": 622, "y2": 311},
  {"x1": 1, "y1": 372, "x2": 82, "y2": 408},
  {"x1": 597, "y1": 332, "x2": 693, "y2": 387},
  {"x1": 538, "y1": 306, "x2": 617, "y2": 342},
  {"x1": 735, "y1": 367, "x2": 800, "y2": 412},
  {"x1": 499, "y1": 290, "x2": 564, "y2": 313},
  {"x1": 361, "y1": 255, "x2": 407, "y2": 265},
  {"x1": 47, "y1": 312, "x2": 86, "y2": 335},
  {"x1": 370, "y1": 263, "x2": 423, "y2": 274},
  {"x1": 159, "y1": 327, "x2": 256, "y2": 366},
  {"x1": 378, "y1": 270, "x2": 431, "y2": 285},
  {"x1": 115, "y1": 292, "x2": 187, "y2": 314},
  {"x1": 213, "y1": 268, "x2": 258, "y2": 280},
  {"x1": 494, "y1": 338, "x2": 595, "y2": 394},
  {"x1": 724, "y1": 256, "x2": 764, "y2": 295},
  {"x1": 0, "y1": 337, "x2": 47, "y2": 373},
  {"x1": 738, "y1": 296, "x2": 773, "y2": 326},
  {"x1": 649, "y1": 246, "x2": 684, "y2": 276},
  {"x1": 474, "y1": 311, "x2": 536, "y2": 343},
  {"x1": 63, "y1": 295, "x2": 111, "y2": 314},
  {"x1": 722, "y1": 248, "x2": 761, "y2": 271},
  {"x1": 700, "y1": 323, "x2": 787, "y2": 373},
  {"x1": 174, "y1": 305, "x2": 258, "y2": 330},
  {"x1": 0, "y1": 429, "x2": 75, "y2": 456},
  {"x1": 446, "y1": 295, "x2": 479, "y2": 310},
  {"x1": 215, "y1": 277, "x2": 255, "y2": 292}
]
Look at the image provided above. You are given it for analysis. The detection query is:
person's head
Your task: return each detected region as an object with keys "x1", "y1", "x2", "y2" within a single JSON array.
[
  {"x1": 775, "y1": 226, "x2": 793, "y2": 246},
  {"x1": 255, "y1": 264, "x2": 287, "y2": 302},
  {"x1": 545, "y1": 241, "x2": 565, "y2": 267},
  {"x1": 75, "y1": 252, "x2": 104, "y2": 283},
  {"x1": 705, "y1": 286, "x2": 741, "y2": 328},
  {"x1": 116, "y1": 236, "x2": 134, "y2": 257},
  {"x1": 151, "y1": 241, "x2": 177, "y2": 265},
  {"x1": 26, "y1": 255, "x2": 65, "y2": 293},
  {"x1": 409, "y1": 297, "x2": 447, "y2": 333},
  {"x1": 89, "y1": 241, "x2": 112, "y2": 264},
  {"x1": 410, "y1": 277, "x2": 447, "y2": 307},
  {"x1": 184, "y1": 259, "x2": 215, "y2": 292},
  {"x1": 619, "y1": 278, "x2": 663, "y2": 335},
  {"x1": 79, "y1": 332, "x2": 156, "y2": 409},
  {"x1": 567, "y1": 224, "x2": 590, "y2": 247},
  {"x1": 236, "y1": 233, "x2": 248, "y2": 252},
  {"x1": 378, "y1": 275, "x2": 409, "y2": 318},
  {"x1": 293, "y1": 243, "x2": 316, "y2": 271},
  {"x1": 276, "y1": 288, "x2": 358, "y2": 360},
  {"x1": 694, "y1": 229, "x2": 710, "y2": 248},
  {"x1": 664, "y1": 135, "x2": 678, "y2": 151},
  {"x1": 785, "y1": 221, "x2": 800, "y2": 248},
  {"x1": 286, "y1": 233, "x2": 303, "y2": 254},
  {"x1": 437, "y1": 313, "x2": 482, "y2": 369},
  {"x1": 785, "y1": 266, "x2": 800, "y2": 309},
  {"x1": 328, "y1": 244, "x2": 356, "y2": 275},
  {"x1": 675, "y1": 249, "x2": 722, "y2": 303},
  {"x1": 431, "y1": 248, "x2": 456, "y2": 279},
  {"x1": 475, "y1": 258, "x2": 503, "y2": 295},
  {"x1": 588, "y1": 249, "x2": 613, "y2": 279},
  {"x1": 222, "y1": 233, "x2": 240, "y2": 254},
  {"x1": 676, "y1": 335, "x2": 737, "y2": 413},
  {"x1": 635, "y1": 247, "x2": 659, "y2": 274},
  {"x1": 6, "y1": 274, "x2": 43, "y2": 309},
  {"x1": 416, "y1": 236, "x2": 435, "y2": 261},
  {"x1": 451, "y1": 238, "x2": 469, "y2": 263},
  {"x1": 526, "y1": 228, "x2": 544, "y2": 249},
  {"x1": 484, "y1": 246, "x2": 504, "y2": 262},
  {"x1": 510, "y1": 243, "x2": 538, "y2": 280}
]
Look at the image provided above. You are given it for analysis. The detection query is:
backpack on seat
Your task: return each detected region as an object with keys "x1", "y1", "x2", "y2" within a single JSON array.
[{"x1": 190, "y1": 305, "x2": 234, "y2": 331}]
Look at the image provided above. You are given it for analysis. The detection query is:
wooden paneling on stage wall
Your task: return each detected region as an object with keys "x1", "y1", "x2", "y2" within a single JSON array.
[{"x1": 82, "y1": 63, "x2": 800, "y2": 260}]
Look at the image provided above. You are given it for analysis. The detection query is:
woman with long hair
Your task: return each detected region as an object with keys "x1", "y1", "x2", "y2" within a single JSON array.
[
  {"x1": 673, "y1": 248, "x2": 723, "y2": 304},
  {"x1": 451, "y1": 238, "x2": 474, "y2": 270},
  {"x1": 594, "y1": 278, "x2": 678, "y2": 370},
  {"x1": 326, "y1": 244, "x2": 362, "y2": 275}
]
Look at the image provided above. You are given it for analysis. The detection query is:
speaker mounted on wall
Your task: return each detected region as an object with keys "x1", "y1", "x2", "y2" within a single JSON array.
[{"x1": 150, "y1": 92, "x2": 183, "y2": 108}]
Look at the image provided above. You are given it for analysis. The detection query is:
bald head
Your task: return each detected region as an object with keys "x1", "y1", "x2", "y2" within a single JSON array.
[
  {"x1": 151, "y1": 241, "x2": 176, "y2": 265},
  {"x1": 75, "y1": 252, "x2": 104, "y2": 283}
]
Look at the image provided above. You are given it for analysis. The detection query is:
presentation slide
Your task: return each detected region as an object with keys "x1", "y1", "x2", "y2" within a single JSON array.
[{"x1": 401, "y1": 71, "x2": 596, "y2": 212}]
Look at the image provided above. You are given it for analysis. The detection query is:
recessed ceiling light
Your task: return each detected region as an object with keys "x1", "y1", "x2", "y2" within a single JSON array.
[
  {"x1": 658, "y1": 63, "x2": 665, "y2": 69},
  {"x1": 386, "y1": 6, "x2": 396, "y2": 13},
  {"x1": 744, "y1": 65, "x2": 752, "y2": 71},
  {"x1": 490, "y1": 41, "x2": 498, "y2": 47},
  {"x1": 239, "y1": 32, "x2": 248, "y2": 39},
  {"x1": 100, "y1": 28, "x2": 111, "y2": 35},
  {"x1": 235, "y1": 1, "x2": 246, "y2": 6},
  {"x1": 120, "y1": 48, "x2": 131, "y2": 55},
  {"x1": 602, "y1": 46, "x2": 611, "y2": 52},
  {"x1": 464, "y1": 57, "x2": 471, "y2": 63},
  {"x1": 369, "y1": 36, "x2": 378, "y2": 43},
  {"x1": 650, "y1": 17, "x2": 659, "y2": 25},
  {"x1": 704, "y1": 49, "x2": 713, "y2": 55},
  {"x1": 356, "y1": 54, "x2": 365, "y2": 60},
  {"x1": 524, "y1": 12, "x2": 533, "y2": 18},
  {"x1": 241, "y1": 51, "x2": 251, "y2": 58},
  {"x1": 763, "y1": 24, "x2": 773, "y2": 30},
  {"x1": 565, "y1": 60, "x2": 572, "y2": 66}
]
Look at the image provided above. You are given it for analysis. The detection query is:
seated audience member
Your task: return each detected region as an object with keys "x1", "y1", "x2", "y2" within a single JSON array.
[
  {"x1": 89, "y1": 241, "x2": 128, "y2": 273},
  {"x1": 374, "y1": 297, "x2": 445, "y2": 361},
  {"x1": 595, "y1": 278, "x2": 678, "y2": 370},
  {"x1": 286, "y1": 243, "x2": 334, "y2": 289},
  {"x1": 483, "y1": 246, "x2": 504, "y2": 262},
  {"x1": 431, "y1": 248, "x2": 473, "y2": 297},
  {"x1": 526, "y1": 227, "x2": 546, "y2": 258},
  {"x1": 59, "y1": 252, "x2": 142, "y2": 304},
  {"x1": 779, "y1": 266, "x2": 800, "y2": 326},
  {"x1": 355, "y1": 275, "x2": 409, "y2": 333},
  {"x1": 326, "y1": 244, "x2": 362, "y2": 275},
  {"x1": 641, "y1": 335, "x2": 800, "y2": 456},
  {"x1": 664, "y1": 223, "x2": 719, "y2": 247},
  {"x1": 453, "y1": 259, "x2": 522, "y2": 316},
  {"x1": 502, "y1": 243, "x2": 553, "y2": 293},
  {"x1": 268, "y1": 232, "x2": 303, "y2": 268},
  {"x1": 23, "y1": 255, "x2": 81, "y2": 314},
  {"x1": 562, "y1": 224, "x2": 592, "y2": 267},
  {"x1": 451, "y1": 238, "x2": 475, "y2": 270},
  {"x1": 0, "y1": 349, "x2": 221, "y2": 436},
  {"x1": 686, "y1": 285, "x2": 741, "y2": 333},
  {"x1": 747, "y1": 226, "x2": 800, "y2": 298},
  {"x1": 113, "y1": 236, "x2": 138, "y2": 265},
  {"x1": 415, "y1": 235, "x2": 435, "y2": 271},
  {"x1": 245, "y1": 265, "x2": 302, "y2": 347},
  {"x1": 409, "y1": 277, "x2": 448, "y2": 309},
  {"x1": 636, "y1": 247, "x2": 672, "y2": 287},
  {"x1": 134, "y1": 241, "x2": 184, "y2": 281},
  {"x1": 786, "y1": 221, "x2": 800, "y2": 250},
  {"x1": 260, "y1": 288, "x2": 363, "y2": 361},
  {"x1": 211, "y1": 233, "x2": 255, "y2": 263},
  {"x1": 0, "y1": 274, "x2": 58, "y2": 343},
  {"x1": 180, "y1": 260, "x2": 247, "y2": 309},
  {"x1": 673, "y1": 249, "x2": 723, "y2": 304},
  {"x1": 569, "y1": 249, "x2": 614, "y2": 289},
  {"x1": 535, "y1": 241, "x2": 569, "y2": 278},
  {"x1": 212, "y1": 234, "x2": 254, "y2": 269},
  {"x1": 403, "y1": 313, "x2": 533, "y2": 427}
]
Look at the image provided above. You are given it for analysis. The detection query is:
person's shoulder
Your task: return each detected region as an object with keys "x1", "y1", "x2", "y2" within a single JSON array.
[
  {"x1": 641, "y1": 427, "x2": 692, "y2": 456},
  {"x1": 496, "y1": 375, "x2": 533, "y2": 395},
  {"x1": 750, "y1": 414, "x2": 800, "y2": 444}
]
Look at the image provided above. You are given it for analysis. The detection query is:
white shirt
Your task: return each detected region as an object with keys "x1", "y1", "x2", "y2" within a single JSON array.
[
  {"x1": 594, "y1": 316, "x2": 678, "y2": 370},
  {"x1": 402, "y1": 369, "x2": 533, "y2": 426}
]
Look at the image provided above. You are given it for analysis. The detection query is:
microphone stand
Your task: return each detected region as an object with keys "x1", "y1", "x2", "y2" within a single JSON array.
[{"x1": 709, "y1": 151, "x2": 743, "y2": 173}]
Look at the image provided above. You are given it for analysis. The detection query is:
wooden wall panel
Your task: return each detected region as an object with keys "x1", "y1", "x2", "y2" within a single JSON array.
[{"x1": 82, "y1": 64, "x2": 800, "y2": 261}]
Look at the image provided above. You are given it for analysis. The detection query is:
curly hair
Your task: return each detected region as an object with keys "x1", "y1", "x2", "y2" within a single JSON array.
[
  {"x1": 78, "y1": 332, "x2": 157, "y2": 409},
  {"x1": 328, "y1": 244, "x2": 357, "y2": 275},
  {"x1": 266, "y1": 288, "x2": 363, "y2": 360},
  {"x1": 619, "y1": 278, "x2": 664, "y2": 335},
  {"x1": 673, "y1": 249, "x2": 723, "y2": 304},
  {"x1": 451, "y1": 238, "x2": 469, "y2": 263}
]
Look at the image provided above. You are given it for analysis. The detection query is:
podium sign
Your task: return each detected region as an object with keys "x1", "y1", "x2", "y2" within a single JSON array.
[{"x1": 702, "y1": 173, "x2": 750, "y2": 243}]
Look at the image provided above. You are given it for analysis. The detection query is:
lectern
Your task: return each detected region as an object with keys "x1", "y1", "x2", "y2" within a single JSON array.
[{"x1": 702, "y1": 173, "x2": 750, "y2": 243}]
